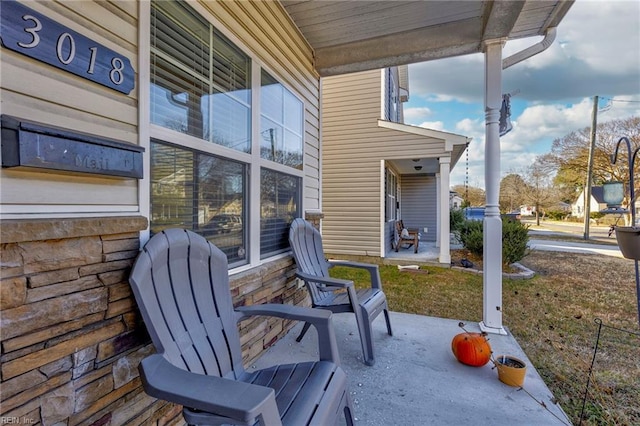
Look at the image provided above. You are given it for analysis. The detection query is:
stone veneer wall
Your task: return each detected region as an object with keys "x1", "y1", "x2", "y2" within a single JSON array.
[{"x1": 0, "y1": 216, "x2": 305, "y2": 425}]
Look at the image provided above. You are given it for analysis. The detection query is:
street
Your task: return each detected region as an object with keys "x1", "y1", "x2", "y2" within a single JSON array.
[{"x1": 522, "y1": 218, "x2": 624, "y2": 258}]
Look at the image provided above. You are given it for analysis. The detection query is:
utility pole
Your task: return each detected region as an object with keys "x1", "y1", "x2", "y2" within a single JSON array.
[{"x1": 583, "y1": 95, "x2": 598, "y2": 240}]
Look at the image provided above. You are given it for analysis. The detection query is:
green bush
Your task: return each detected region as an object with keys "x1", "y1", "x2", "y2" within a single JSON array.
[
  {"x1": 450, "y1": 208, "x2": 466, "y2": 232},
  {"x1": 458, "y1": 220, "x2": 484, "y2": 257},
  {"x1": 502, "y1": 220, "x2": 530, "y2": 264},
  {"x1": 546, "y1": 210, "x2": 568, "y2": 221},
  {"x1": 458, "y1": 218, "x2": 530, "y2": 265}
]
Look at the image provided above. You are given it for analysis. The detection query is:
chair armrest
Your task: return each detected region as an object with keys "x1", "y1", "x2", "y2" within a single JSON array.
[
  {"x1": 295, "y1": 270, "x2": 353, "y2": 290},
  {"x1": 235, "y1": 304, "x2": 341, "y2": 364},
  {"x1": 328, "y1": 260, "x2": 383, "y2": 290},
  {"x1": 139, "y1": 354, "x2": 281, "y2": 426}
]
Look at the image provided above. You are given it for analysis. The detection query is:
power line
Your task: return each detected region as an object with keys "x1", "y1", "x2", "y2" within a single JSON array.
[{"x1": 600, "y1": 97, "x2": 640, "y2": 104}]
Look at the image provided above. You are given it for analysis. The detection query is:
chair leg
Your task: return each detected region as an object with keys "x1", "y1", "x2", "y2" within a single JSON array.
[
  {"x1": 344, "y1": 392, "x2": 356, "y2": 426},
  {"x1": 383, "y1": 307, "x2": 393, "y2": 336},
  {"x1": 347, "y1": 287, "x2": 374, "y2": 366},
  {"x1": 358, "y1": 305, "x2": 376, "y2": 366},
  {"x1": 296, "y1": 321, "x2": 312, "y2": 342}
]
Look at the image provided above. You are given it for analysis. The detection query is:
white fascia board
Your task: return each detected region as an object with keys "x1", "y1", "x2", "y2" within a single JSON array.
[{"x1": 377, "y1": 120, "x2": 471, "y2": 150}]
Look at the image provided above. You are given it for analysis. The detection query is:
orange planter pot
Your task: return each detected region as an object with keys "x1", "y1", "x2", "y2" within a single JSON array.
[{"x1": 494, "y1": 355, "x2": 527, "y2": 387}]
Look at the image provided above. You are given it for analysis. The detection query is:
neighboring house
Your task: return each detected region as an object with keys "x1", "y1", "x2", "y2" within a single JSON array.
[
  {"x1": 0, "y1": 0, "x2": 573, "y2": 423},
  {"x1": 520, "y1": 205, "x2": 536, "y2": 216},
  {"x1": 321, "y1": 66, "x2": 470, "y2": 263},
  {"x1": 572, "y1": 186, "x2": 607, "y2": 217},
  {"x1": 451, "y1": 191, "x2": 465, "y2": 210}
]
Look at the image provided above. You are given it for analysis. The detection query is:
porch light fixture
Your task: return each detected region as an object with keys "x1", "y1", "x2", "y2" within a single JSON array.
[{"x1": 414, "y1": 166, "x2": 422, "y2": 171}]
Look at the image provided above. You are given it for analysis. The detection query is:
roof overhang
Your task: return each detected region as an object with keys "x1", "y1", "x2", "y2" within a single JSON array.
[
  {"x1": 378, "y1": 120, "x2": 470, "y2": 175},
  {"x1": 281, "y1": 0, "x2": 574, "y2": 76}
]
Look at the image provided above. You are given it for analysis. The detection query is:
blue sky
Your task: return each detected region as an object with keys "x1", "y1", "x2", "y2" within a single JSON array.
[{"x1": 404, "y1": 0, "x2": 640, "y2": 189}]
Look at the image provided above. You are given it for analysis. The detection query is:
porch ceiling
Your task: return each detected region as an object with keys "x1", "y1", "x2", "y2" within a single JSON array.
[{"x1": 280, "y1": 0, "x2": 574, "y2": 76}]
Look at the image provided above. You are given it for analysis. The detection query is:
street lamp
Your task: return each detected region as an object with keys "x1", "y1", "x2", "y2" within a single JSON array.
[{"x1": 610, "y1": 136, "x2": 640, "y2": 326}]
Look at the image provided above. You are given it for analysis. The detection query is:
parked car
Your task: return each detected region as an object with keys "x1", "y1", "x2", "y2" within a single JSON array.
[
  {"x1": 503, "y1": 211, "x2": 521, "y2": 222},
  {"x1": 202, "y1": 214, "x2": 242, "y2": 234}
]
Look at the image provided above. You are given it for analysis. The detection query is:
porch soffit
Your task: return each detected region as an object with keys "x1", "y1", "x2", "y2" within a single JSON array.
[
  {"x1": 376, "y1": 120, "x2": 469, "y2": 175},
  {"x1": 280, "y1": 0, "x2": 574, "y2": 76}
]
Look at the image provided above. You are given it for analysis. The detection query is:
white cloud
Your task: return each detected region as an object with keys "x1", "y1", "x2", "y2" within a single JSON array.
[
  {"x1": 406, "y1": 0, "x2": 640, "y2": 190},
  {"x1": 403, "y1": 106, "x2": 432, "y2": 122},
  {"x1": 557, "y1": 0, "x2": 640, "y2": 75},
  {"x1": 455, "y1": 118, "x2": 482, "y2": 134},
  {"x1": 409, "y1": 1, "x2": 640, "y2": 104},
  {"x1": 417, "y1": 121, "x2": 445, "y2": 131}
]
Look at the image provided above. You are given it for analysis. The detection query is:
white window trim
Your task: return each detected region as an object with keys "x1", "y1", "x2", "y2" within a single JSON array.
[{"x1": 142, "y1": 0, "x2": 305, "y2": 269}]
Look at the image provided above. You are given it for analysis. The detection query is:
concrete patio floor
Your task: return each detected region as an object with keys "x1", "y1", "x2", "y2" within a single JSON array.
[{"x1": 251, "y1": 312, "x2": 572, "y2": 425}]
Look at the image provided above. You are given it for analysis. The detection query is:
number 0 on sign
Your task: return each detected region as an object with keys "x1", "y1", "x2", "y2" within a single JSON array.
[{"x1": 0, "y1": 0, "x2": 135, "y2": 94}]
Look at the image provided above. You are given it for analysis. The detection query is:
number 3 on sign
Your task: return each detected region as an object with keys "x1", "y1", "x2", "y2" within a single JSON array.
[{"x1": 1, "y1": 0, "x2": 135, "y2": 94}]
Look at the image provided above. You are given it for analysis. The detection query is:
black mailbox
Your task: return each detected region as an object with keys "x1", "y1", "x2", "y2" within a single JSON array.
[{"x1": 1, "y1": 115, "x2": 144, "y2": 179}]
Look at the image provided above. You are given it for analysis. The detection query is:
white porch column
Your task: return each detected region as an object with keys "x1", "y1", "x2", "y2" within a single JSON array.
[
  {"x1": 480, "y1": 40, "x2": 507, "y2": 335},
  {"x1": 438, "y1": 157, "x2": 451, "y2": 264},
  {"x1": 435, "y1": 172, "x2": 441, "y2": 249}
]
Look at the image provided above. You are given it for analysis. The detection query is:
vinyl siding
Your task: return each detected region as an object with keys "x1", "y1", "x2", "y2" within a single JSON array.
[
  {"x1": 1, "y1": 0, "x2": 322, "y2": 216},
  {"x1": 401, "y1": 175, "x2": 437, "y2": 242},
  {"x1": 0, "y1": 0, "x2": 139, "y2": 216},
  {"x1": 201, "y1": 0, "x2": 321, "y2": 211},
  {"x1": 322, "y1": 69, "x2": 448, "y2": 255}
]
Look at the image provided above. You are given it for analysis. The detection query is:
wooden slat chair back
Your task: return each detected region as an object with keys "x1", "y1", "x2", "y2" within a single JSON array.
[
  {"x1": 395, "y1": 220, "x2": 419, "y2": 253},
  {"x1": 289, "y1": 218, "x2": 393, "y2": 366},
  {"x1": 130, "y1": 228, "x2": 355, "y2": 426}
]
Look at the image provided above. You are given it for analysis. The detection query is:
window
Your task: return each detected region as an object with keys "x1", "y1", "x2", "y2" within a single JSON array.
[
  {"x1": 385, "y1": 168, "x2": 398, "y2": 221},
  {"x1": 385, "y1": 68, "x2": 399, "y2": 122},
  {"x1": 260, "y1": 70, "x2": 303, "y2": 169},
  {"x1": 151, "y1": 0, "x2": 251, "y2": 152},
  {"x1": 150, "y1": 141, "x2": 247, "y2": 266},
  {"x1": 260, "y1": 169, "x2": 301, "y2": 258},
  {"x1": 149, "y1": 0, "x2": 303, "y2": 267}
]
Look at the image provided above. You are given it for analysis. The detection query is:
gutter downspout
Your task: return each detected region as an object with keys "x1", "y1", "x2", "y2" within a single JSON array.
[
  {"x1": 480, "y1": 27, "x2": 558, "y2": 336},
  {"x1": 502, "y1": 27, "x2": 557, "y2": 70}
]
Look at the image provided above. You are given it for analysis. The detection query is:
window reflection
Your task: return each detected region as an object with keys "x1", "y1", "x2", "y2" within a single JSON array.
[
  {"x1": 260, "y1": 71, "x2": 303, "y2": 168},
  {"x1": 151, "y1": 142, "x2": 247, "y2": 265},
  {"x1": 151, "y1": 1, "x2": 251, "y2": 152},
  {"x1": 260, "y1": 169, "x2": 300, "y2": 257}
]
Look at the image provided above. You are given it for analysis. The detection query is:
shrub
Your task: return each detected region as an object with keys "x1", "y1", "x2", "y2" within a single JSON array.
[
  {"x1": 502, "y1": 220, "x2": 530, "y2": 264},
  {"x1": 458, "y1": 220, "x2": 484, "y2": 257},
  {"x1": 450, "y1": 208, "x2": 466, "y2": 232},
  {"x1": 458, "y1": 218, "x2": 530, "y2": 265},
  {"x1": 546, "y1": 210, "x2": 568, "y2": 221}
]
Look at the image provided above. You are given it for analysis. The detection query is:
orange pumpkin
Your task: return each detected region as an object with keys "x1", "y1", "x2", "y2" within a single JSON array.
[{"x1": 451, "y1": 332, "x2": 492, "y2": 367}]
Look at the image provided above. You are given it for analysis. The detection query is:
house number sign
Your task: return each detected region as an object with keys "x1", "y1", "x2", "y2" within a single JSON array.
[{"x1": 0, "y1": 0, "x2": 134, "y2": 94}]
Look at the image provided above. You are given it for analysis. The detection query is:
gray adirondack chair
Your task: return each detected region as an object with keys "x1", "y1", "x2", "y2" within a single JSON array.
[
  {"x1": 288, "y1": 218, "x2": 393, "y2": 366},
  {"x1": 130, "y1": 228, "x2": 355, "y2": 426}
]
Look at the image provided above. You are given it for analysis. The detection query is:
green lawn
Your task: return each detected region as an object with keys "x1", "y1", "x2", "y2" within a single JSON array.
[{"x1": 330, "y1": 251, "x2": 640, "y2": 425}]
